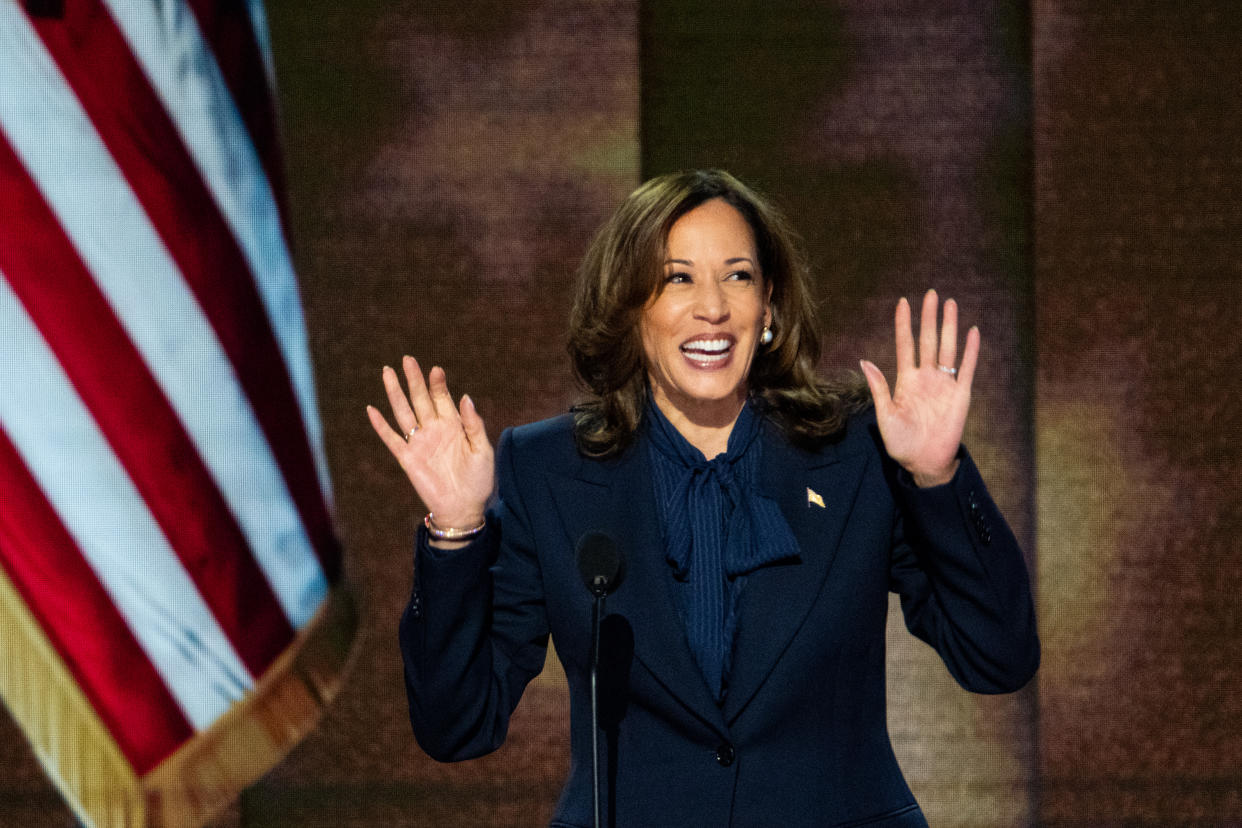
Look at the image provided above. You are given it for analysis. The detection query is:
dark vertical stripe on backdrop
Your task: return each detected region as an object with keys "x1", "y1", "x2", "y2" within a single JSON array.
[{"x1": 639, "y1": 1, "x2": 1038, "y2": 822}]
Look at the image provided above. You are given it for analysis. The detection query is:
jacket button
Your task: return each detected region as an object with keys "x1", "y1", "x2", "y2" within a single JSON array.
[
  {"x1": 715, "y1": 743, "x2": 735, "y2": 767},
  {"x1": 971, "y1": 514, "x2": 992, "y2": 545}
]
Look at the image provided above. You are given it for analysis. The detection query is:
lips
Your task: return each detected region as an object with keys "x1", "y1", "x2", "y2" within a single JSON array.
[{"x1": 679, "y1": 336, "x2": 734, "y2": 366}]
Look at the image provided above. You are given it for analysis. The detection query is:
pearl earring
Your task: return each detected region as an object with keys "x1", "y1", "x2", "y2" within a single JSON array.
[{"x1": 760, "y1": 325, "x2": 774, "y2": 345}]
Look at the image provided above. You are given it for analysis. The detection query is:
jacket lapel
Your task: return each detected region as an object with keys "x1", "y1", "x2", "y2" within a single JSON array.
[
  {"x1": 544, "y1": 423, "x2": 869, "y2": 730},
  {"x1": 546, "y1": 441, "x2": 726, "y2": 733},
  {"x1": 722, "y1": 426, "x2": 868, "y2": 723}
]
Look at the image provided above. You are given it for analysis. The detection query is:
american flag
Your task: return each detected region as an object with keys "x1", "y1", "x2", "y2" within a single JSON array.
[{"x1": 0, "y1": 2, "x2": 352, "y2": 826}]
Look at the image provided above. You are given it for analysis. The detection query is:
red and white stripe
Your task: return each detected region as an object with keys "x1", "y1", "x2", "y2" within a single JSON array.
[{"x1": 0, "y1": 0, "x2": 339, "y2": 776}]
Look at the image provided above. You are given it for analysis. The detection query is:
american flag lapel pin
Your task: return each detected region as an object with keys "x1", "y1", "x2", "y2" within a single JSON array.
[{"x1": 807, "y1": 487, "x2": 825, "y2": 508}]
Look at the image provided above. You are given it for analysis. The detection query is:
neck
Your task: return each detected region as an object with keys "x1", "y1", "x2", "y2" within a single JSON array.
[{"x1": 651, "y1": 389, "x2": 746, "y2": 460}]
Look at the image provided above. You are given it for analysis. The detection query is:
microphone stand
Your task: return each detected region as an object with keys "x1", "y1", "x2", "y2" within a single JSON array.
[
  {"x1": 577, "y1": 532, "x2": 622, "y2": 828},
  {"x1": 589, "y1": 576, "x2": 606, "y2": 828}
]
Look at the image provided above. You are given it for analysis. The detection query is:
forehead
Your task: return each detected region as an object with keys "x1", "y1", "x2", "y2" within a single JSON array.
[{"x1": 665, "y1": 198, "x2": 757, "y2": 257}]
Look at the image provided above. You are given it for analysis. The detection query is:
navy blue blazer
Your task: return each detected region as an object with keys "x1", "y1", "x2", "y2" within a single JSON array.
[{"x1": 400, "y1": 409, "x2": 1038, "y2": 827}]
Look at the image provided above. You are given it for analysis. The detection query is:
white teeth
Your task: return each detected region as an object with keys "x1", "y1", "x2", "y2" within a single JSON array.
[
  {"x1": 684, "y1": 351, "x2": 728, "y2": 364},
  {"x1": 680, "y1": 338, "x2": 732, "y2": 365},
  {"x1": 680, "y1": 338, "x2": 731, "y2": 354}
]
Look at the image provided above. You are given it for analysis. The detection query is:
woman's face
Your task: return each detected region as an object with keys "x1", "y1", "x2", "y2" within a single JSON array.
[{"x1": 640, "y1": 198, "x2": 772, "y2": 426}]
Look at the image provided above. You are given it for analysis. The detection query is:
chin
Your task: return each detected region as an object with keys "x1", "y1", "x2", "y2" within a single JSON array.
[{"x1": 670, "y1": 377, "x2": 748, "y2": 409}]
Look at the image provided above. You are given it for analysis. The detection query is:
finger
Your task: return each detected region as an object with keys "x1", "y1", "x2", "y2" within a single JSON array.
[
  {"x1": 366, "y1": 404, "x2": 408, "y2": 457},
  {"x1": 894, "y1": 297, "x2": 915, "y2": 374},
  {"x1": 938, "y1": 297, "x2": 958, "y2": 370},
  {"x1": 426, "y1": 365, "x2": 458, "y2": 421},
  {"x1": 382, "y1": 364, "x2": 419, "y2": 436},
  {"x1": 918, "y1": 288, "x2": 939, "y2": 370},
  {"x1": 459, "y1": 394, "x2": 490, "y2": 452},
  {"x1": 859, "y1": 359, "x2": 894, "y2": 422},
  {"x1": 402, "y1": 355, "x2": 437, "y2": 425},
  {"x1": 956, "y1": 325, "x2": 981, "y2": 391}
]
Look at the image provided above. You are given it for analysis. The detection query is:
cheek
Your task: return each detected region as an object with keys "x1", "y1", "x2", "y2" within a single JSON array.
[
  {"x1": 637, "y1": 320, "x2": 662, "y2": 371},
  {"x1": 640, "y1": 320, "x2": 660, "y2": 357},
  {"x1": 639, "y1": 305, "x2": 676, "y2": 356}
]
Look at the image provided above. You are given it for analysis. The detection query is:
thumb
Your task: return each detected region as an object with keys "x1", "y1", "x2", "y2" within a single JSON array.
[
  {"x1": 459, "y1": 394, "x2": 490, "y2": 451},
  {"x1": 859, "y1": 360, "x2": 893, "y2": 422}
]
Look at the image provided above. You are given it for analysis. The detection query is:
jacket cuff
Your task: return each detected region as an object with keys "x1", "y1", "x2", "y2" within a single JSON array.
[{"x1": 892, "y1": 448, "x2": 998, "y2": 551}]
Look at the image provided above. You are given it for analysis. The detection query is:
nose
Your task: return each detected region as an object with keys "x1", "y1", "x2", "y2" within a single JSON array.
[{"x1": 691, "y1": 279, "x2": 729, "y2": 324}]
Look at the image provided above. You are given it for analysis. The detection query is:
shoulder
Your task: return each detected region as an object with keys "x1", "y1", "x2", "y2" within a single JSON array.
[
  {"x1": 507, "y1": 412, "x2": 575, "y2": 448},
  {"x1": 501, "y1": 412, "x2": 645, "y2": 485},
  {"x1": 500, "y1": 413, "x2": 579, "y2": 469},
  {"x1": 769, "y1": 403, "x2": 882, "y2": 462},
  {"x1": 840, "y1": 404, "x2": 879, "y2": 445}
]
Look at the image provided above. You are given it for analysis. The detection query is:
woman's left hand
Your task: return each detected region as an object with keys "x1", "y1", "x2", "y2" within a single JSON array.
[{"x1": 859, "y1": 289, "x2": 979, "y2": 487}]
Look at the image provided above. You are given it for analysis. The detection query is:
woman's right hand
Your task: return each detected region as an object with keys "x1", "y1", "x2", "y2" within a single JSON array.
[{"x1": 366, "y1": 356, "x2": 494, "y2": 534}]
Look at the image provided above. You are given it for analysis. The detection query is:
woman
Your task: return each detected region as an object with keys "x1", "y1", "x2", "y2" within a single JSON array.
[{"x1": 368, "y1": 170, "x2": 1038, "y2": 827}]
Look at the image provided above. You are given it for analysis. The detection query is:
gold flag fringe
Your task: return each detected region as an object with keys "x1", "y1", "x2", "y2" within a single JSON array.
[
  {"x1": 0, "y1": 561, "x2": 144, "y2": 827},
  {"x1": 143, "y1": 583, "x2": 358, "y2": 827},
  {"x1": 0, "y1": 563, "x2": 359, "y2": 828}
]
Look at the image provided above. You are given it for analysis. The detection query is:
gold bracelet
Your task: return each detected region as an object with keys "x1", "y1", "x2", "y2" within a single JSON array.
[{"x1": 424, "y1": 512, "x2": 486, "y2": 540}]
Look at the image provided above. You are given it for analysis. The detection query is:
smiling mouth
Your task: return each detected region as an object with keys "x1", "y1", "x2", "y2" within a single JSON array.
[{"x1": 680, "y1": 338, "x2": 733, "y2": 365}]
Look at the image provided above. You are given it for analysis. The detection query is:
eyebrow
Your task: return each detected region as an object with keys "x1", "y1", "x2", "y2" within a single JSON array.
[{"x1": 663, "y1": 257, "x2": 756, "y2": 266}]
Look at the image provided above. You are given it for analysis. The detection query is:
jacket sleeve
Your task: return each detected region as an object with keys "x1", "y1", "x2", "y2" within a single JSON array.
[
  {"x1": 398, "y1": 426, "x2": 550, "y2": 761},
  {"x1": 886, "y1": 446, "x2": 1040, "y2": 694}
]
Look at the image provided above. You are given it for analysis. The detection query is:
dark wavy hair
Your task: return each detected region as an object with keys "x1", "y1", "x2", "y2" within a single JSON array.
[{"x1": 568, "y1": 169, "x2": 868, "y2": 458}]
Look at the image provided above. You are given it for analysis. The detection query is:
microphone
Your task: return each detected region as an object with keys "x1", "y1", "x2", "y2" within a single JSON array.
[
  {"x1": 576, "y1": 531, "x2": 624, "y2": 597},
  {"x1": 575, "y1": 531, "x2": 624, "y2": 828}
]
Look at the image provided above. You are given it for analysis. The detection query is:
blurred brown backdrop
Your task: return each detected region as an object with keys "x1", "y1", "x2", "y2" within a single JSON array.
[
  {"x1": 1, "y1": 1, "x2": 1239, "y2": 825},
  {"x1": 1034, "y1": 1, "x2": 1242, "y2": 824}
]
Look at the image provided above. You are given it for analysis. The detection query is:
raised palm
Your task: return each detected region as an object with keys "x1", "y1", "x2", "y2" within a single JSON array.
[
  {"x1": 860, "y1": 289, "x2": 979, "y2": 488},
  {"x1": 367, "y1": 356, "x2": 494, "y2": 529}
]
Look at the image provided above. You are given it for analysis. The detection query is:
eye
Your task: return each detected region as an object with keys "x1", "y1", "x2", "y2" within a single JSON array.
[
  {"x1": 664, "y1": 271, "x2": 692, "y2": 284},
  {"x1": 726, "y1": 270, "x2": 755, "y2": 282}
]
